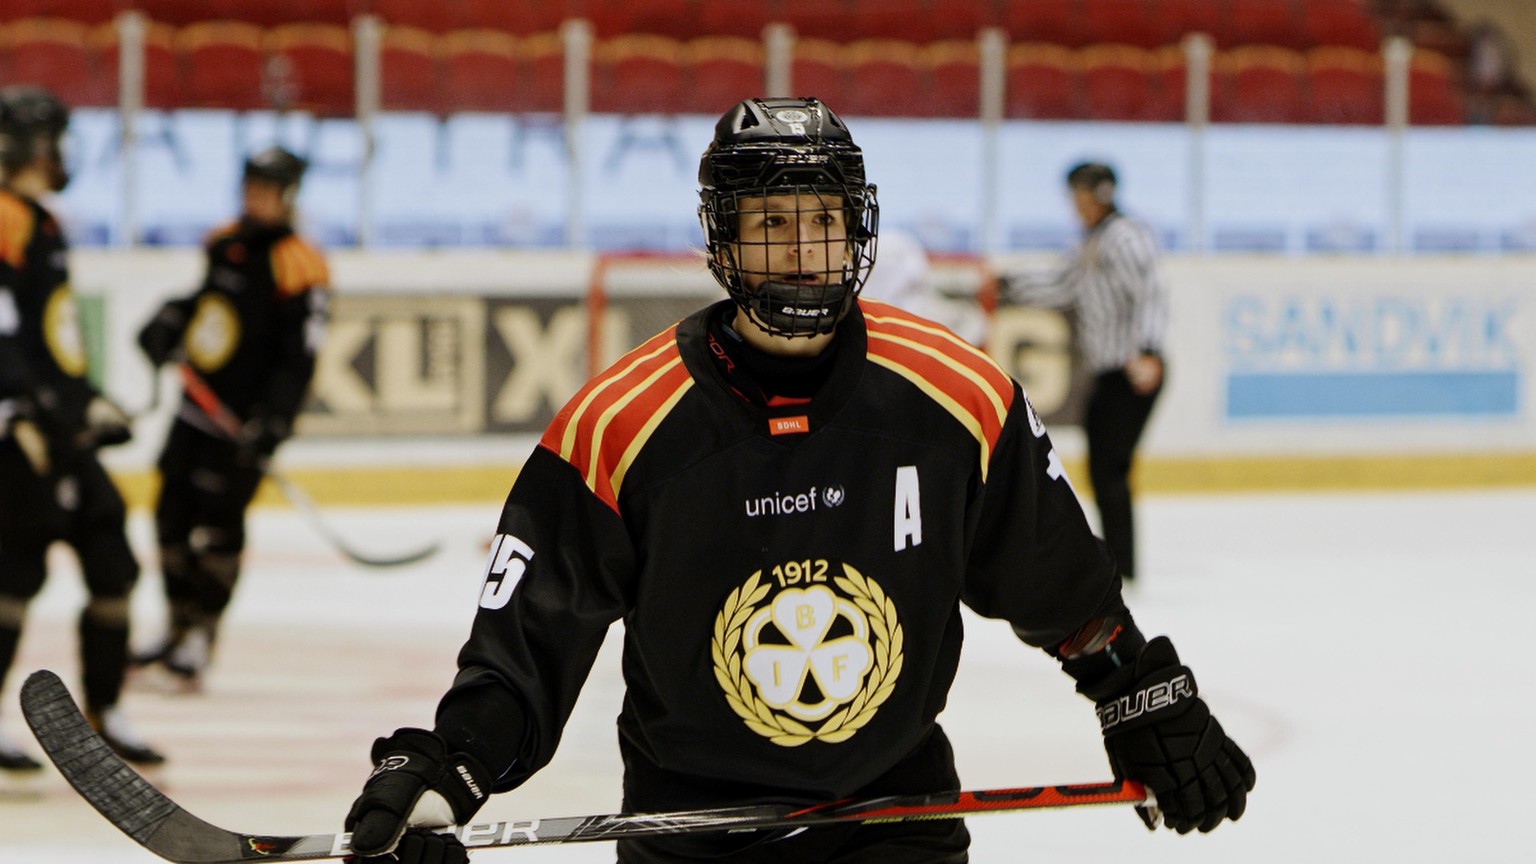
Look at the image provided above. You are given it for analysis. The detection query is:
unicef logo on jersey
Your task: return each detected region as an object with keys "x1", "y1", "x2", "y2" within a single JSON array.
[
  {"x1": 711, "y1": 559, "x2": 903, "y2": 747},
  {"x1": 744, "y1": 484, "x2": 845, "y2": 518}
]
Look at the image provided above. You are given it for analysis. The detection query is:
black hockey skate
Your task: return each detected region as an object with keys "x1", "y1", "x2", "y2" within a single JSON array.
[
  {"x1": 0, "y1": 744, "x2": 42, "y2": 773},
  {"x1": 89, "y1": 707, "x2": 167, "y2": 766}
]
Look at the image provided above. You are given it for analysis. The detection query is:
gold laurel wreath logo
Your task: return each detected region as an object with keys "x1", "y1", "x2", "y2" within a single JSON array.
[{"x1": 711, "y1": 563, "x2": 904, "y2": 747}]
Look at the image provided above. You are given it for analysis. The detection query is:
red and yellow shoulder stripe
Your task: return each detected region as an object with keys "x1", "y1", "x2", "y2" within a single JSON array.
[
  {"x1": 0, "y1": 191, "x2": 36, "y2": 269},
  {"x1": 270, "y1": 234, "x2": 329, "y2": 296},
  {"x1": 540, "y1": 326, "x2": 695, "y2": 512},
  {"x1": 860, "y1": 298, "x2": 1015, "y2": 480}
]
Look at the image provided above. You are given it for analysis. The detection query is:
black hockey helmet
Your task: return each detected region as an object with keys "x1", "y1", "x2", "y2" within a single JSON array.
[
  {"x1": 698, "y1": 97, "x2": 879, "y2": 338},
  {"x1": 244, "y1": 146, "x2": 307, "y2": 187},
  {"x1": 0, "y1": 85, "x2": 71, "y2": 191},
  {"x1": 1066, "y1": 161, "x2": 1117, "y2": 206},
  {"x1": 243, "y1": 145, "x2": 307, "y2": 212}
]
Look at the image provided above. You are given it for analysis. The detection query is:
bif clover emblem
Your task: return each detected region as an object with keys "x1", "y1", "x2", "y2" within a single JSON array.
[{"x1": 711, "y1": 561, "x2": 904, "y2": 746}]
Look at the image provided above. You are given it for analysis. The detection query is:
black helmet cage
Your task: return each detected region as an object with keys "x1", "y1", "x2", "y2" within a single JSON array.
[
  {"x1": 0, "y1": 85, "x2": 70, "y2": 191},
  {"x1": 699, "y1": 98, "x2": 879, "y2": 337}
]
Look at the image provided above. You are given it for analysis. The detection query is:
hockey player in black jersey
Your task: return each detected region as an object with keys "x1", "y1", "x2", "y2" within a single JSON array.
[
  {"x1": 131, "y1": 146, "x2": 329, "y2": 689},
  {"x1": 0, "y1": 86, "x2": 164, "y2": 770},
  {"x1": 344, "y1": 98, "x2": 1255, "y2": 863}
]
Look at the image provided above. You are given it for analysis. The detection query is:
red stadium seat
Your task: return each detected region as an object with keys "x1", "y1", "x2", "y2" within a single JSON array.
[
  {"x1": 154, "y1": 0, "x2": 327, "y2": 27},
  {"x1": 593, "y1": 34, "x2": 684, "y2": 115},
  {"x1": 1223, "y1": 0, "x2": 1306, "y2": 49},
  {"x1": 520, "y1": 30, "x2": 568, "y2": 114},
  {"x1": 696, "y1": 0, "x2": 772, "y2": 40},
  {"x1": 90, "y1": 18, "x2": 184, "y2": 109},
  {"x1": 458, "y1": 0, "x2": 572, "y2": 34},
  {"x1": 441, "y1": 28, "x2": 519, "y2": 113},
  {"x1": 1154, "y1": 0, "x2": 1222, "y2": 46},
  {"x1": 925, "y1": 0, "x2": 997, "y2": 40},
  {"x1": 130, "y1": 1, "x2": 211, "y2": 26},
  {"x1": 1, "y1": 18, "x2": 109, "y2": 107},
  {"x1": 843, "y1": 39, "x2": 925, "y2": 117},
  {"x1": 791, "y1": 38, "x2": 847, "y2": 109},
  {"x1": 1002, "y1": 0, "x2": 1085, "y2": 48},
  {"x1": 1408, "y1": 50, "x2": 1465, "y2": 125},
  {"x1": 299, "y1": 0, "x2": 362, "y2": 26},
  {"x1": 1085, "y1": 0, "x2": 1165, "y2": 49},
  {"x1": 1079, "y1": 42, "x2": 1156, "y2": 120},
  {"x1": 586, "y1": 0, "x2": 695, "y2": 39},
  {"x1": 920, "y1": 38, "x2": 980, "y2": 117},
  {"x1": 1304, "y1": 46, "x2": 1382, "y2": 124},
  {"x1": 1213, "y1": 45, "x2": 1306, "y2": 122},
  {"x1": 1299, "y1": 0, "x2": 1380, "y2": 51},
  {"x1": 367, "y1": 0, "x2": 459, "y2": 33},
  {"x1": 1145, "y1": 43, "x2": 1187, "y2": 120},
  {"x1": 848, "y1": 0, "x2": 932, "y2": 41},
  {"x1": 380, "y1": 25, "x2": 441, "y2": 113},
  {"x1": 780, "y1": 0, "x2": 855, "y2": 41},
  {"x1": 684, "y1": 35, "x2": 764, "y2": 116},
  {"x1": 265, "y1": 23, "x2": 354, "y2": 116},
  {"x1": 1, "y1": 0, "x2": 122, "y2": 25},
  {"x1": 177, "y1": 20, "x2": 267, "y2": 110},
  {"x1": 1005, "y1": 41, "x2": 1079, "y2": 119}
]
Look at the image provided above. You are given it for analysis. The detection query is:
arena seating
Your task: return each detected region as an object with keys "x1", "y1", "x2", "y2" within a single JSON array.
[
  {"x1": 684, "y1": 36, "x2": 765, "y2": 119},
  {"x1": 1305, "y1": 45, "x2": 1384, "y2": 124},
  {"x1": 379, "y1": 25, "x2": 440, "y2": 113},
  {"x1": 0, "y1": 0, "x2": 1527, "y2": 125},
  {"x1": 0, "y1": 17, "x2": 104, "y2": 107},
  {"x1": 90, "y1": 17, "x2": 183, "y2": 108},
  {"x1": 440, "y1": 28, "x2": 519, "y2": 113}
]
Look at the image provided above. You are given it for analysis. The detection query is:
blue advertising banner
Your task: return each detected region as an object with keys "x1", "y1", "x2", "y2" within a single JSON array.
[{"x1": 1223, "y1": 293, "x2": 1523, "y2": 419}]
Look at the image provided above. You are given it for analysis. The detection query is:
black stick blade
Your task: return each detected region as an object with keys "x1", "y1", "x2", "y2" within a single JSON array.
[{"x1": 21, "y1": 669, "x2": 262, "y2": 863}]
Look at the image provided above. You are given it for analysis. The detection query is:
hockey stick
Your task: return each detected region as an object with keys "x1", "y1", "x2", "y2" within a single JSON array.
[
  {"x1": 22, "y1": 668, "x2": 1152, "y2": 863},
  {"x1": 176, "y1": 364, "x2": 440, "y2": 568}
]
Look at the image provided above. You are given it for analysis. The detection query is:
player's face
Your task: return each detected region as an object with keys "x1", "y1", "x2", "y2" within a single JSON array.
[
  {"x1": 732, "y1": 192, "x2": 850, "y2": 292},
  {"x1": 242, "y1": 178, "x2": 289, "y2": 225}
]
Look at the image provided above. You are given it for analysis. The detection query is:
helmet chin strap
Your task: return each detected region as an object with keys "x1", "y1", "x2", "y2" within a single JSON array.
[{"x1": 743, "y1": 280, "x2": 856, "y2": 338}]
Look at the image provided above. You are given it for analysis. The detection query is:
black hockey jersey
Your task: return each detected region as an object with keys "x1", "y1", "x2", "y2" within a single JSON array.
[
  {"x1": 0, "y1": 188, "x2": 97, "y2": 429},
  {"x1": 440, "y1": 298, "x2": 1121, "y2": 811},
  {"x1": 175, "y1": 219, "x2": 329, "y2": 426}
]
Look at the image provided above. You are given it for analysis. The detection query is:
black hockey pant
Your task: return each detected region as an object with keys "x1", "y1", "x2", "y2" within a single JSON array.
[
  {"x1": 0, "y1": 440, "x2": 139, "y2": 713},
  {"x1": 153, "y1": 420, "x2": 264, "y2": 639},
  {"x1": 1083, "y1": 366, "x2": 1163, "y2": 581}
]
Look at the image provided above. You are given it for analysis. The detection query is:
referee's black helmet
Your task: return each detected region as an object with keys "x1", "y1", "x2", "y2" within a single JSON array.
[{"x1": 1066, "y1": 161, "x2": 1117, "y2": 206}]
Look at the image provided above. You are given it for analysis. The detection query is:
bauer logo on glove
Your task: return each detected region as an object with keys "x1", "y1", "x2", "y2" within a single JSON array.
[{"x1": 1096, "y1": 672, "x2": 1195, "y2": 731}]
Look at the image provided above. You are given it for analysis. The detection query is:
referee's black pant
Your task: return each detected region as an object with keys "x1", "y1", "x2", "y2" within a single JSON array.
[{"x1": 1084, "y1": 367, "x2": 1163, "y2": 581}]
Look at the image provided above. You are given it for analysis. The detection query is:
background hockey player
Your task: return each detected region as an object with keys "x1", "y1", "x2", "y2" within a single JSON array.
[
  {"x1": 341, "y1": 98, "x2": 1253, "y2": 863},
  {"x1": 0, "y1": 85, "x2": 163, "y2": 770},
  {"x1": 131, "y1": 146, "x2": 329, "y2": 689},
  {"x1": 999, "y1": 162, "x2": 1169, "y2": 582}
]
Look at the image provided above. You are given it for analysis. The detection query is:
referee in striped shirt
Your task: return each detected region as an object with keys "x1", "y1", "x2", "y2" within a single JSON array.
[{"x1": 1000, "y1": 161, "x2": 1168, "y2": 582}]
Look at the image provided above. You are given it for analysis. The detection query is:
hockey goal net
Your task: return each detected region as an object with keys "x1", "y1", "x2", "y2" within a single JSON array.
[{"x1": 586, "y1": 250, "x2": 998, "y2": 376}]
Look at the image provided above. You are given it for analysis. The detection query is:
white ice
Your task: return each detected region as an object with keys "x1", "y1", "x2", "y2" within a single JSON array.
[{"x1": 2, "y1": 485, "x2": 1532, "y2": 862}]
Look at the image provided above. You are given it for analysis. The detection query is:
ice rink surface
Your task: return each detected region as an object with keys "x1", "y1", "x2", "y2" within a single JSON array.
[{"x1": 2, "y1": 485, "x2": 1532, "y2": 862}]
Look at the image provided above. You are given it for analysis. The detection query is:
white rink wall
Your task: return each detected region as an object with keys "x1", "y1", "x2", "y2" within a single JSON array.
[{"x1": 73, "y1": 249, "x2": 1536, "y2": 486}]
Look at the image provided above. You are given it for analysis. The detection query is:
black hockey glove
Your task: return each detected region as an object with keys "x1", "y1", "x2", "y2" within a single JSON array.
[
  {"x1": 1082, "y1": 637, "x2": 1256, "y2": 834},
  {"x1": 238, "y1": 413, "x2": 288, "y2": 459},
  {"x1": 345, "y1": 728, "x2": 491, "y2": 858},
  {"x1": 348, "y1": 828, "x2": 468, "y2": 864},
  {"x1": 137, "y1": 300, "x2": 189, "y2": 367}
]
